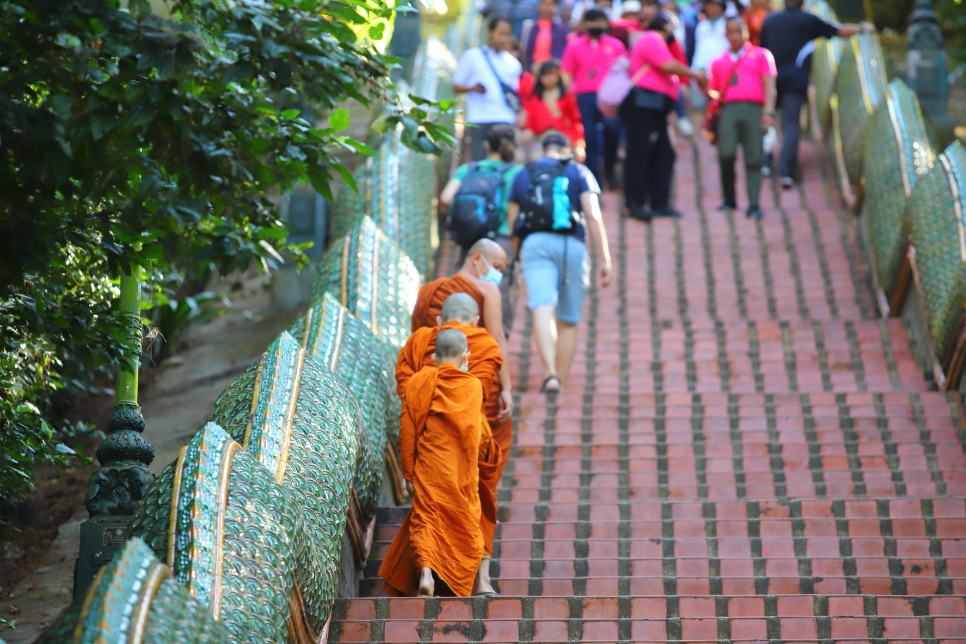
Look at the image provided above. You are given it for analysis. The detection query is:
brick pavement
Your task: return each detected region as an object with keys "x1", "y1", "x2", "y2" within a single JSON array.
[{"x1": 329, "y1": 135, "x2": 966, "y2": 642}]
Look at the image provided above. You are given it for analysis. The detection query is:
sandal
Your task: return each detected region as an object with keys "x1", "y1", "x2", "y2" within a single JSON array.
[{"x1": 540, "y1": 375, "x2": 561, "y2": 393}]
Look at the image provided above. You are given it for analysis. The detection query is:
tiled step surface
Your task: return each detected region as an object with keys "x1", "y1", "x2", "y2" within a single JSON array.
[{"x1": 329, "y1": 138, "x2": 966, "y2": 641}]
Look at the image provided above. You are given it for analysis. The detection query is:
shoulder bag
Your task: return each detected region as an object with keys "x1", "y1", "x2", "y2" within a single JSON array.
[{"x1": 481, "y1": 48, "x2": 522, "y2": 113}]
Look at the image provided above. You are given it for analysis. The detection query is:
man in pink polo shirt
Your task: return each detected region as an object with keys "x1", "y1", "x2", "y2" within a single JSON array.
[
  {"x1": 560, "y1": 8, "x2": 626, "y2": 188},
  {"x1": 708, "y1": 16, "x2": 776, "y2": 219}
]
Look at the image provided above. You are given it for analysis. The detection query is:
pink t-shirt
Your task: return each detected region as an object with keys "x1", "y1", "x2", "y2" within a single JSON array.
[
  {"x1": 629, "y1": 30, "x2": 679, "y2": 101},
  {"x1": 533, "y1": 20, "x2": 553, "y2": 64},
  {"x1": 561, "y1": 34, "x2": 628, "y2": 95},
  {"x1": 708, "y1": 43, "x2": 777, "y2": 105}
]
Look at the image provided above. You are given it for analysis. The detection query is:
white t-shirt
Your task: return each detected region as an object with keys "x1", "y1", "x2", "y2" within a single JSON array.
[
  {"x1": 452, "y1": 46, "x2": 522, "y2": 125},
  {"x1": 692, "y1": 16, "x2": 729, "y2": 71}
]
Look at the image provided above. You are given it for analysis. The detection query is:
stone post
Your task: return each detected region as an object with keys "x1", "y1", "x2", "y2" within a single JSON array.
[
  {"x1": 73, "y1": 267, "x2": 155, "y2": 597},
  {"x1": 906, "y1": 0, "x2": 955, "y2": 145}
]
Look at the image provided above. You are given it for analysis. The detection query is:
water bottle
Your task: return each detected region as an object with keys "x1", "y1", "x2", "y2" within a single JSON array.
[{"x1": 551, "y1": 175, "x2": 571, "y2": 230}]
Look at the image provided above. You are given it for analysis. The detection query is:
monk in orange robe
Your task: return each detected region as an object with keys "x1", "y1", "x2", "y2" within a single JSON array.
[
  {"x1": 396, "y1": 293, "x2": 505, "y2": 595},
  {"x1": 379, "y1": 329, "x2": 487, "y2": 597},
  {"x1": 411, "y1": 239, "x2": 514, "y2": 466},
  {"x1": 412, "y1": 239, "x2": 513, "y2": 426}
]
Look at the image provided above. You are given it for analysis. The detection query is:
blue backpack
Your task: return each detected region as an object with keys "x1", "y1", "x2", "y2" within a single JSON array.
[{"x1": 447, "y1": 162, "x2": 513, "y2": 250}]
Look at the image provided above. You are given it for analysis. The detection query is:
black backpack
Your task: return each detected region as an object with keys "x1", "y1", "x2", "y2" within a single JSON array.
[
  {"x1": 514, "y1": 159, "x2": 579, "y2": 240},
  {"x1": 447, "y1": 162, "x2": 513, "y2": 249}
]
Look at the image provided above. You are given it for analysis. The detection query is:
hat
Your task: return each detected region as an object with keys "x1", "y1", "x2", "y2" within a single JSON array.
[
  {"x1": 542, "y1": 133, "x2": 571, "y2": 150},
  {"x1": 621, "y1": 0, "x2": 642, "y2": 13}
]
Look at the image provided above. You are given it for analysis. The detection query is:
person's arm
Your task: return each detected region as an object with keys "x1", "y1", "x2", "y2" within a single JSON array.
[
  {"x1": 507, "y1": 201, "x2": 521, "y2": 256},
  {"x1": 399, "y1": 399, "x2": 417, "y2": 493},
  {"x1": 761, "y1": 73, "x2": 776, "y2": 130},
  {"x1": 454, "y1": 82, "x2": 486, "y2": 93},
  {"x1": 478, "y1": 281, "x2": 514, "y2": 420},
  {"x1": 579, "y1": 191, "x2": 612, "y2": 288},
  {"x1": 659, "y1": 58, "x2": 704, "y2": 88},
  {"x1": 453, "y1": 50, "x2": 487, "y2": 94},
  {"x1": 835, "y1": 21, "x2": 874, "y2": 38},
  {"x1": 439, "y1": 177, "x2": 463, "y2": 207},
  {"x1": 559, "y1": 42, "x2": 577, "y2": 90}
]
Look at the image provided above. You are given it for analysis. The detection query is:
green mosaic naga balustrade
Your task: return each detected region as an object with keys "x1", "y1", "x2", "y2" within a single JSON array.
[
  {"x1": 827, "y1": 32, "x2": 889, "y2": 208},
  {"x1": 37, "y1": 24, "x2": 463, "y2": 644},
  {"x1": 862, "y1": 79, "x2": 936, "y2": 312},
  {"x1": 809, "y1": 0, "x2": 966, "y2": 391},
  {"x1": 310, "y1": 216, "x2": 422, "y2": 351}
]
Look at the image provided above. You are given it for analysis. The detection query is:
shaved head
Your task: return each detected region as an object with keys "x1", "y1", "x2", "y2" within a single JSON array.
[
  {"x1": 435, "y1": 328, "x2": 468, "y2": 360},
  {"x1": 463, "y1": 238, "x2": 507, "y2": 272},
  {"x1": 440, "y1": 293, "x2": 480, "y2": 325}
]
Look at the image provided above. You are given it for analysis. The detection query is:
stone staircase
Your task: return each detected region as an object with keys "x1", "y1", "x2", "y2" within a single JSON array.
[{"x1": 328, "y1": 138, "x2": 966, "y2": 642}]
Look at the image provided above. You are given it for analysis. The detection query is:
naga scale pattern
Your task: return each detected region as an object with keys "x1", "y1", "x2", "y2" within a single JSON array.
[
  {"x1": 863, "y1": 79, "x2": 936, "y2": 299},
  {"x1": 908, "y1": 142, "x2": 966, "y2": 362}
]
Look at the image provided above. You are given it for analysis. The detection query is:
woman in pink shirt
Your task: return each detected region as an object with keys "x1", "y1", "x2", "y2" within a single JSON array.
[
  {"x1": 619, "y1": 14, "x2": 703, "y2": 221},
  {"x1": 560, "y1": 8, "x2": 626, "y2": 188}
]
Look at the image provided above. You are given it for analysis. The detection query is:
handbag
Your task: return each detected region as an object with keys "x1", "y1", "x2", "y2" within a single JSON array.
[
  {"x1": 481, "y1": 47, "x2": 522, "y2": 113},
  {"x1": 632, "y1": 87, "x2": 671, "y2": 112},
  {"x1": 596, "y1": 56, "x2": 650, "y2": 119}
]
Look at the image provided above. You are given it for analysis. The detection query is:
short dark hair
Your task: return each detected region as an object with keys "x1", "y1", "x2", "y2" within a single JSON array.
[
  {"x1": 646, "y1": 13, "x2": 670, "y2": 32},
  {"x1": 785, "y1": 0, "x2": 804, "y2": 7},
  {"x1": 542, "y1": 133, "x2": 571, "y2": 150},
  {"x1": 488, "y1": 15, "x2": 512, "y2": 31},
  {"x1": 583, "y1": 8, "x2": 609, "y2": 22}
]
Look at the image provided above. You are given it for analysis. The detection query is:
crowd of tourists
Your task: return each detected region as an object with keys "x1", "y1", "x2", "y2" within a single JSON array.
[{"x1": 376, "y1": 0, "x2": 875, "y2": 599}]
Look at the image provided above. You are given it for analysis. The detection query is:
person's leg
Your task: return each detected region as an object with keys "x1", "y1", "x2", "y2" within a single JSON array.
[
  {"x1": 554, "y1": 237, "x2": 588, "y2": 386},
  {"x1": 778, "y1": 93, "x2": 805, "y2": 182},
  {"x1": 469, "y1": 123, "x2": 493, "y2": 162},
  {"x1": 532, "y1": 304, "x2": 559, "y2": 386},
  {"x1": 716, "y1": 103, "x2": 741, "y2": 209},
  {"x1": 620, "y1": 100, "x2": 650, "y2": 210},
  {"x1": 556, "y1": 321, "x2": 579, "y2": 384},
  {"x1": 576, "y1": 92, "x2": 603, "y2": 183},
  {"x1": 741, "y1": 103, "x2": 765, "y2": 211},
  {"x1": 475, "y1": 558, "x2": 495, "y2": 595},
  {"x1": 495, "y1": 235, "x2": 516, "y2": 338},
  {"x1": 418, "y1": 567, "x2": 435, "y2": 596},
  {"x1": 602, "y1": 110, "x2": 621, "y2": 185},
  {"x1": 520, "y1": 234, "x2": 562, "y2": 388},
  {"x1": 647, "y1": 110, "x2": 677, "y2": 212}
]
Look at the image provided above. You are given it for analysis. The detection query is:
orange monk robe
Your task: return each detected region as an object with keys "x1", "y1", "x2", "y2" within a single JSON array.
[
  {"x1": 411, "y1": 274, "x2": 484, "y2": 332},
  {"x1": 395, "y1": 321, "x2": 504, "y2": 553},
  {"x1": 379, "y1": 365, "x2": 486, "y2": 597}
]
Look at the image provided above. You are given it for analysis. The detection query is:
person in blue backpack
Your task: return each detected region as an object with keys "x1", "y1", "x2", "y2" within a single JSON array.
[
  {"x1": 506, "y1": 133, "x2": 612, "y2": 393},
  {"x1": 440, "y1": 124, "x2": 523, "y2": 338}
]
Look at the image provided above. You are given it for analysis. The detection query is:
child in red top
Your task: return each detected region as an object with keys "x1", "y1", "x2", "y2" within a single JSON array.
[{"x1": 520, "y1": 61, "x2": 586, "y2": 159}]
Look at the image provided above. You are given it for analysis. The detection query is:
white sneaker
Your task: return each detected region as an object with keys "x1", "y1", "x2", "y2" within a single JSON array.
[
  {"x1": 781, "y1": 176, "x2": 795, "y2": 190},
  {"x1": 677, "y1": 118, "x2": 695, "y2": 138}
]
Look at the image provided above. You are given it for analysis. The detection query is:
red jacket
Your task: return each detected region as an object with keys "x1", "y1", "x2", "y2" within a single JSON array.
[{"x1": 519, "y1": 73, "x2": 585, "y2": 148}]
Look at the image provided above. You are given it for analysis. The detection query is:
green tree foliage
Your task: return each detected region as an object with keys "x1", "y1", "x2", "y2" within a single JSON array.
[
  {"x1": 937, "y1": 0, "x2": 966, "y2": 65},
  {"x1": 0, "y1": 0, "x2": 452, "y2": 505}
]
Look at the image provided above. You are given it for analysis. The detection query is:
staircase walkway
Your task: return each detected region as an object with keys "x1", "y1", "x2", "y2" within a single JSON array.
[{"x1": 330, "y1": 136, "x2": 966, "y2": 642}]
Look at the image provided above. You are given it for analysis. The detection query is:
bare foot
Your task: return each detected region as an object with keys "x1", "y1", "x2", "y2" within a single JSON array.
[
  {"x1": 417, "y1": 567, "x2": 434, "y2": 597},
  {"x1": 474, "y1": 559, "x2": 497, "y2": 596}
]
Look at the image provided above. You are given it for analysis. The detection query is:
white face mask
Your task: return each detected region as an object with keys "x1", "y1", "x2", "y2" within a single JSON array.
[{"x1": 478, "y1": 255, "x2": 504, "y2": 287}]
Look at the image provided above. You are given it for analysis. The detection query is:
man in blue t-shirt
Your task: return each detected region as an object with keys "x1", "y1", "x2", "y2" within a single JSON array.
[{"x1": 507, "y1": 133, "x2": 612, "y2": 394}]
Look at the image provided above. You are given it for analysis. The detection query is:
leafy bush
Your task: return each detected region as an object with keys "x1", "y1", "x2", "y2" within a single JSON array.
[{"x1": 0, "y1": 0, "x2": 453, "y2": 505}]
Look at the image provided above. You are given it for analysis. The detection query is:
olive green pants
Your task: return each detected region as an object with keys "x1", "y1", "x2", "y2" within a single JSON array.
[{"x1": 717, "y1": 101, "x2": 764, "y2": 209}]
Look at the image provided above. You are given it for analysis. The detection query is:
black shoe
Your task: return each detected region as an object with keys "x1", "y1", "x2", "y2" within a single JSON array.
[
  {"x1": 628, "y1": 205, "x2": 652, "y2": 222},
  {"x1": 652, "y1": 206, "x2": 682, "y2": 218},
  {"x1": 746, "y1": 205, "x2": 764, "y2": 219},
  {"x1": 718, "y1": 202, "x2": 737, "y2": 211}
]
